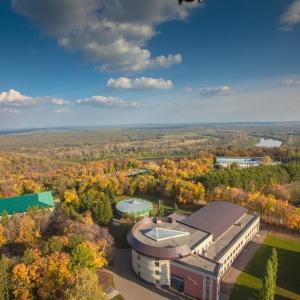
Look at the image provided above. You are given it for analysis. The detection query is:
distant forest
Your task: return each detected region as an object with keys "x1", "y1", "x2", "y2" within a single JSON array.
[{"x1": 0, "y1": 123, "x2": 299, "y2": 162}]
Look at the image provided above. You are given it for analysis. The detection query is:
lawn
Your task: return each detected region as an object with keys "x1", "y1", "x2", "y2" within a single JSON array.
[{"x1": 230, "y1": 235, "x2": 300, "y2": 300}]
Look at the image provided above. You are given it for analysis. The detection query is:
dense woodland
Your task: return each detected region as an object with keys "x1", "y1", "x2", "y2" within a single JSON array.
[
  {"x1": 1, "y1": 126, "x2": 300, "y2": 299},
  {"x1": 0, "y1": 206, "x2": 112, "y2": 299},
  {"x1": 1, "y1": 150, "x2": 300, "y2": 229}
]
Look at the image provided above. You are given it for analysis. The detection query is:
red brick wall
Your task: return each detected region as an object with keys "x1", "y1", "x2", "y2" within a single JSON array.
[{"x1": 171, "y1": 264, "x2": 203, "y2": 299}]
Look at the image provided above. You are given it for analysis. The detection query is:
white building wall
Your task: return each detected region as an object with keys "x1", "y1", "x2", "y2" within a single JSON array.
[
  {"x1": 218, "y1": 217, "x2": 260, "y2": 275},
  {"x1": 192, "y1": 234, "x2": 213, "y2": 256},
  {"x1": 132, "y1": 249, "x2": 170, "y2": 285}
]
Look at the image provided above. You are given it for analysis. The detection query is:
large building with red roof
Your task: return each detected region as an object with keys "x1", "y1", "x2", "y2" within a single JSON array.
[{"x1": 127, "y1": 201, "x2": 260, "y2": 300}]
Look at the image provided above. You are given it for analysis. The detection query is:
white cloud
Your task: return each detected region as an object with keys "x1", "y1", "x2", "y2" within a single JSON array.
[
  {"x1": 0, "y1": 89, "x2": 37, "y2": 107},
  {"x1": 107, "y1": 76, "x2": 173, "y2": 90},
  {"x1": 199, "y1": 86, "x2": 234, "y2": 96},
  {"x1": 280, "y1": 0, "x2": 300, "y2": 30},
  {"x1": 54, "y1": 108, "x2": 76, "y2": 115},
  {"x1": 0, "y1": 89, "x2": 70, "y2": 114},
  {"x1": 281, "y1": 79, "x2": 300, "y2": 86},
  {"x1": 151, "y1": 54, "x2": 182, "y2": 69},
  {"x1": 77, "y1": 95, "x2": 142, "y2": 108},
  {"x1": 50, "y1": 98, "x2": 70, "y2": 106},
  {"x1": 186, "y1": 86, "x2": 235, "y2": 96},
  {"x1": 11, "y1": 0, "x2": 198, "y2": 72}
]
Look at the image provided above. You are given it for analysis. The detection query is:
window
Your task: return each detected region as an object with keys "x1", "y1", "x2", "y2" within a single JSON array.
[
  {"x1": 171, "y1": 275, "x2": 184, "y2": 292},
  {"x1": 155, "y1": 261, "x2": 159, "y2": 267},
  {"x1": 155, "y1": 279, "x2": 159, "y2": 284},
  {"x1": 137, "y1": 255, "x2": 140, "y2": 260},
  {"x1": 155, "y1": 270, "x2": 160, "y2": 275}
]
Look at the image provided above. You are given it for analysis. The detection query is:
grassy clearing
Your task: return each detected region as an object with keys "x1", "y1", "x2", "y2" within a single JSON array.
[{"x1": 230, "y1": 235, "x2": 300, "y2": 300}]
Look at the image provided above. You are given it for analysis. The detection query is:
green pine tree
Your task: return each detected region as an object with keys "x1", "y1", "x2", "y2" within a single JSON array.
[
  {"x1": 260, "y1": 248, "x2": 278, "y2": 300},
  {"x1": 0, "y1": 255, "x2": 11, "y2": 300},
  {"x1": 260, "y1": 259, "x2": 274, "y2": 300},
  {"x1": 270, "y1": 248, "x2": 278, "y2": 299},
  {"x1": 91, "y1": 193, "x2": 113, "y2": 225},
  {"x1": 158, "y1": 200, "x2": 165, "y2": 217}
]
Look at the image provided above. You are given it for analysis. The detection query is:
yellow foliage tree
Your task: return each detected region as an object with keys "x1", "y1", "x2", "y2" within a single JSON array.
[
  {"x1": 21, "y1": 179, "x2": 43, "y2": 195},
  {"x1": 37, "y1": 252, "x2": 73, "y2": 299},
  {"x1": 15, "y1": 215, "x2": 41, "y2": 245},
  {"x1": 82, "y1": 241, "x2": 107, "y2": 269},
  {"x1": 12, "y1": 263, "x2": 38, "y2": 300},
  {"x1": 63, "y1": 190, "x2": 80, "y2": 209},
  {"x1": 0, "y1": 225, "x2": 6, "y2": 247}
]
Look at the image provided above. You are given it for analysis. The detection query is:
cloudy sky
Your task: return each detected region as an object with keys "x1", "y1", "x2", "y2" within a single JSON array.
[{"x1": 0, "y1": 0, "x2": 300, "y2": 129}]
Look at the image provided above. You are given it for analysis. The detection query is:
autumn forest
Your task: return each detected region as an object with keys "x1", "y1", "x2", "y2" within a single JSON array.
[{"x1": 1, "y1": 124, "x2": 300, "y2": 299}]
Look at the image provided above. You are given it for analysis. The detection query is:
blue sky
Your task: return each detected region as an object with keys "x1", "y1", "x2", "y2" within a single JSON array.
[{"x1": 0, "y1": 0, "x2": 300, "y2": 129}]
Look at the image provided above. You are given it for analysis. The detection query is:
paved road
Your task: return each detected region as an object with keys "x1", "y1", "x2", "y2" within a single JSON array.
[
  {"x1": 110, "y1": 248, "x2": 191, "y2": 300},
  {"x1": 220, "y1": 230, "x2": 269, "y2": 300}
]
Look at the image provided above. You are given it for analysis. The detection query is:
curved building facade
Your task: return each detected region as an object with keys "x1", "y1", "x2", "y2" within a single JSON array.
[
  {"x1": 132, "y1": 249, "x2": 171, "y2": 285},
  {"x1": 127, "y1": 201, "x2": 260, "y2": 300}
]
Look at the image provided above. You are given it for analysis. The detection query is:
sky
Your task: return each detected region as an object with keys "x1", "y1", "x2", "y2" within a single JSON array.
[{"x1": 0, "y1": 0, "x2": 300, "y2": 129}]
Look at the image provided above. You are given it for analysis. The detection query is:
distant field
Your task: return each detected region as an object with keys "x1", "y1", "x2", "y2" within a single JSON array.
[
  {"x1": 1, "y1": 124, "x2": 296, "y2": 162},
  {"x1": 230, "y1": 235, "x2": 300, "y2": 300}
]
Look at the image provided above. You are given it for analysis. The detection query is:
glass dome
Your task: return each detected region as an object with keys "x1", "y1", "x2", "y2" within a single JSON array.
[{"x1": 116, "y1": 198, "x2": 153, "y2": 217}]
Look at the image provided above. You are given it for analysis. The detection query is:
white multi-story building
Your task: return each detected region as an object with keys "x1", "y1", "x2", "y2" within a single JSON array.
[
  {"x1": 215, "y1": 156, "x2": 262, "y2": 168},
  {"x1": 128, "y1": 201, "x2": 260, "y2": 300}
]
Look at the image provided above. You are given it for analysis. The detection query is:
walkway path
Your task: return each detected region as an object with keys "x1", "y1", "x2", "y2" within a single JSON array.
[{"x1": 106, "y1": 289, "x2": 120, "y2": 299}]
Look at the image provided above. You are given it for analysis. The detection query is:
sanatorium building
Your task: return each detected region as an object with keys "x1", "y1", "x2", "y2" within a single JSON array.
[{"x1": 127, "y1": 201, "x2": 260, "y2": 300}]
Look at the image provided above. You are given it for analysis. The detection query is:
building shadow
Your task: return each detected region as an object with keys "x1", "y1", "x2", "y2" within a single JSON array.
[
  {"x1": 226, "y1": 238, "x2": 300, "y2": 300},
  {"x1": 110, "y1": 248, "x2": 194, "y2": 300}
]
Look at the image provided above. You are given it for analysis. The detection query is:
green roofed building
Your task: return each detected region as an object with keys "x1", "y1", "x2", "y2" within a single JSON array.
[
  {"x1": 0, "y1": 191, "x2": 54, "y2": 215},
  {"x1": 116, "y1": 198, "x2": 152, "y2": 218}
]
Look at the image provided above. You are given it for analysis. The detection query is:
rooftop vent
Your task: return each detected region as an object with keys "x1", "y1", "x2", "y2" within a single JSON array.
[{"x1": 168, "y1": 217, "x2": 175, "y2": 223}]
